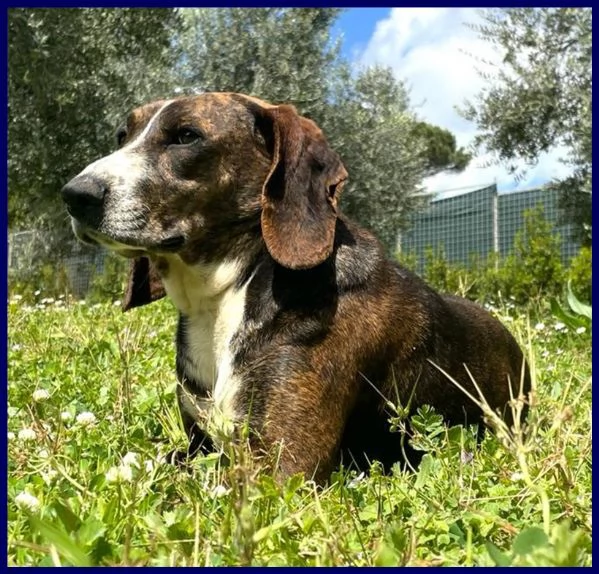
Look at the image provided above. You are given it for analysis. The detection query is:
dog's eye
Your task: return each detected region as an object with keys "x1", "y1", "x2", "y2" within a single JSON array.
[
  {"x1": 116, "y1": 128, "x2": 127, "y2": 147},
  {"x1": 174, "y1": 128, "x2": 202, "y2": 146}
]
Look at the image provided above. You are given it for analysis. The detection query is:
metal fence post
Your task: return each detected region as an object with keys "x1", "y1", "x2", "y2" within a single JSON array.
[{"x1": 492, "y1": 186, "x2": 499, "y2": 270}]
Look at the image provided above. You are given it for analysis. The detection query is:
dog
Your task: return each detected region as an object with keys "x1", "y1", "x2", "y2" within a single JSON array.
[{"x1": 61, "y1": 92, "x2": 531, "y2": 483}]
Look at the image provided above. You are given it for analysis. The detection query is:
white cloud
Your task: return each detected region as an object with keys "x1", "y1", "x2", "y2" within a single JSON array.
[
  {"x1": 426, "y1": 145, "x2": 574, "y2": 200},
  {"x1": 359, "y1": 8, "x2": 573, "y2": 195}
]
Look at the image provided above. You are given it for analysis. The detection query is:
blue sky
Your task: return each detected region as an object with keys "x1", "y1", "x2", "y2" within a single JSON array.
[
  {"x1": 334, "y1": 9, "x2": 391, "y2": 60},
  {"x1": 331, "y1": 8, "x2": 572, "y2": 198}
]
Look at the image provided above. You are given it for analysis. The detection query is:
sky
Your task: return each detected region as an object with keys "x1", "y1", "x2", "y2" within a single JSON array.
[{"x1": 333, "y1": 8, "x2": 573, "y2": 199}]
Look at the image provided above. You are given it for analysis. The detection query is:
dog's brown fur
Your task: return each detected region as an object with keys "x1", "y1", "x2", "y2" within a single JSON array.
[{"x1": 62, "y1": 93, "x2": 531, "y2": 483}]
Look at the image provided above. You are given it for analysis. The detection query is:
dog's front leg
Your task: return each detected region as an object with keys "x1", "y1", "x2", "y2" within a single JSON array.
[
  {"x1": 167, "y1": 382, "x2": 215, "y2": 467},
  {"x1": 247, "y1": 372, "x2": 354, "y2": 484}
]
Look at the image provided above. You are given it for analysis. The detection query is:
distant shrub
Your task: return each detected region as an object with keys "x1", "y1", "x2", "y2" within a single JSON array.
[
  {"x1": 567, "y1": 246, "x2": 592, "y2": 304},
  {"x1": 505, "y1": 205, "x2": 565, "y2": 304},
  {"x1": 422, "y1": 246, "x2": 469, "y2": 296},
  {"x1": 8, "y1": 262, "x2": 71, "y2": 304},
  {"x1": 86, "y1": 252, "x2": 130, "y2": 304}
]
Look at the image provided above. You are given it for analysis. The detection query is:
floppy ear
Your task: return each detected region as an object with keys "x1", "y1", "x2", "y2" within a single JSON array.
[
  {"x1": 122, "y1": 256, "x2": 166, "y2": 312},
  {"x1": 257, "y1": 105, "x2": 348, "y2": 270}
]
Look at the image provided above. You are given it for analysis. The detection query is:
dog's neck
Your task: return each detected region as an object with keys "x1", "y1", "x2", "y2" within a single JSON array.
[{"x1": 156, "y1": 255, "x2": 246, "y2": 316}]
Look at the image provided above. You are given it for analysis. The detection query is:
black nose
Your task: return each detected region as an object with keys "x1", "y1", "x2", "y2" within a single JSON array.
[{"x1": 61, "y1": 176, "x2": 107, "y2": 222}]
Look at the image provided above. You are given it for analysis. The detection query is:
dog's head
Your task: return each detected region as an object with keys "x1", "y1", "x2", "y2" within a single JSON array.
[{"x1": 61, "y1": 93, "x2": 348, "y2": 308}]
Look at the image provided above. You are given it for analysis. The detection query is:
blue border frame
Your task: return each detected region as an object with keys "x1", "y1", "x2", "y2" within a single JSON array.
[{"x1": 4, "y1": 2, "x2": 595, "y2": 569}]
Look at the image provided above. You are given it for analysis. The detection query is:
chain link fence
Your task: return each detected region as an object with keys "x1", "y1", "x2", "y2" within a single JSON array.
[
  {"x1": 398, "y1": 184, "x2": 580, "y2": 273},
  {"x1": 8, "y1": 230, "x2": 107, "y2": 298}
]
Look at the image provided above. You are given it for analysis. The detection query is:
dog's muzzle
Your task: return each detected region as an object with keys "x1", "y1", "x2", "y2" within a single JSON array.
[{"x1": 61, "y1": 175, "x2": 186, "y2": 254}]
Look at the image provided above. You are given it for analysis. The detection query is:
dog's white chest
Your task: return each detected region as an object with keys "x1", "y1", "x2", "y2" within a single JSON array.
[
  {"x1": 185, "y1": 285, "x2": 246, "y2": 404},
  {"x1": 161, "y1": 258, "x2": 248, "y2": 421}
]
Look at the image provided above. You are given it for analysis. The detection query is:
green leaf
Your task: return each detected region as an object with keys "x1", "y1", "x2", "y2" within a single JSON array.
[
  {"x1": 144, "y1": 512, "x2": 167, "y2": 536},
  {"x1": 52, "y1": 501, "x2": 81, "y2": 534},
  {"x1": 28, "y1": 516, "x2": 91, "y2": 566},
  {"x1": 512, "y1": 526, "x2": 549, "y2": 556},
  {"x1": 78, "y1": 517, "x2": 106, "y2": 548},
  {"x1": 102, "y1": 497, "x2": 118, "y2": 524},
  {"x1": 284, "y1": 472, "x2": 305, "y2": 502},
  {"x1": 567, "y1": 281, "x2": 592, "y2": 320},
  {"x1": 389, "y1": 527, "x2": 408, "y2": 553},
  {"x1": 414, "y1": 453, "x2": 434, "y2": 488},
  {"x1": 89, "y1": 473, "x2": 106, "y2": 491},
  {"x1": 486, "y1": 541, "x2": 512, "y2": 566},
  {"x1": 252, "y1": 517, "x2": 292, "y2": 543},
  {"x1": 446, "y1": 425, "x2": 465, "y2": 443},
  {"x1": 375, "y1": 544, "x2": 400, "y2": 566},
  {"x1": 549, "y1": 297, "x2": 584, "y2": 329},
  {"x1": 358, "y1": 503, "x2": 379, "y2": 522}
]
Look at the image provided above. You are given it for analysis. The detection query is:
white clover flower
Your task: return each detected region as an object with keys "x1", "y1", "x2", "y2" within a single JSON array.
[
  {"x1": 15, "y1": 491, "x2": 40, "y2": 512},
  {"x1": 122, "y1": 452, "x2": 140, "y2": 469},
  {"x1": 347, "y1": 472, "x2": 366, "y2": 489},
  {"x1": 211, "y1": 484, "x2": 231, "y2": 498},
  {"x1": 534, "y1": 322, "x2": 545, "y2": 331},
  {"x1": 576, "y1": 326, "x2": 587, "y2": 335},
  {"x1": 18, "y1": 428, "x2": 37, "y2": 441},
  {"x1": 105, "y1": 466, "x2": 120, "y2": 483},
  {"x1": 510, "y1": 471, "x2": 524, "y2": 482},
  {"x1": 76, "y1": 411, "x2": 97, "y2": 426},
  {"x1": 38, "y1": 449, "x2": 50, "y2": 460},
  {"x1": 11, "y1": 344, "x2": 22, "y2": 352},
  {"x1": 40, "y1": 297, "x2": 55, "y2": 304},
  {"x1": 61, "y1": 411, "x2": 74, "y2": 422},
  {"x1": 42, "y1": 469, "x2": 58, "y2": 485},
  {"x1": 106, "y1": 464, "x2": 133, "y2": 483},
  {"x1": 7, "y1": 431, "x2": 15, "y2": 442},
  {"x1": 12, "y1": 294, "x2": 23, "y2": 301},
  {"x1": 32, "y1": 389, "x2": 50, "y2": 402},
  {"x1": 78, "y1": 300, "x2": 86, "y2": 306},
  {"x1": 119, "y1": 466, "x2": 133, "y2": 482},
  {"x1": 554, "y1": 322, "x2": 567, "y2": 332},
  {"x1": 113, "y1": 300, "x2": 121, "y2": 306},
  {"x1": 34, "y1": 290, "x2": 41, "y2": 296}
]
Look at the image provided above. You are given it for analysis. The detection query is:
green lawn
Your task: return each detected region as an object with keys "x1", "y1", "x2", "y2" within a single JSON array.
[{"x1": 7, "y1": 294, "x2": 592, "y2": 566}]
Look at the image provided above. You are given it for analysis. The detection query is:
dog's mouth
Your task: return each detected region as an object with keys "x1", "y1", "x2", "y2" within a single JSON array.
[{"x1": 74, "y1": 223, "x2": 186, "y2": 257}]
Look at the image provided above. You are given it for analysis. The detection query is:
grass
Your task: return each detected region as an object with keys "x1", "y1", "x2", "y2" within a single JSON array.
[{"x1": 7, "y1": 292, "x2": 592, "y2": 566}]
